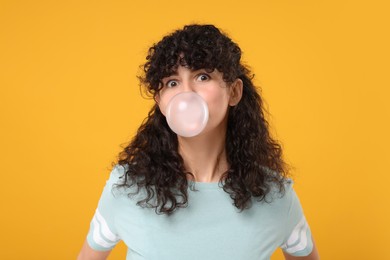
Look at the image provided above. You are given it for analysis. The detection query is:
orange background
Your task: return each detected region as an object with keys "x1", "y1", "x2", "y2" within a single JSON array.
[{"x1": 1, "y1": 0, "x2": 389, "y2": 259}]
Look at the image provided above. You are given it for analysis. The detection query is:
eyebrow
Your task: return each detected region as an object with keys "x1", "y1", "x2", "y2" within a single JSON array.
[
  {"x1": 166, "y1": 72, "x2": 178, "y2": 77},
  {"x1": 161, "y1": 74, "x2": 177, "y2": 81}
]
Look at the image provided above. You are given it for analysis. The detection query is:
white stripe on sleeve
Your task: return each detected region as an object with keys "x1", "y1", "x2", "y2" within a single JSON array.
[
  {"x1": 281, "y1": 216, "x2": 309, "y2": 254},
  {"x1": 95, "y1": 209, "x2": 120, "y2": 242},
  {"x1": 91, "y1": 211, "x2": 119, "y2": 249}
]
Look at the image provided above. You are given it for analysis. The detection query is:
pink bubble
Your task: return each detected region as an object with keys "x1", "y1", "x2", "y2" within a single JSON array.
[{"x1": 166, "y1": 92, "x2": 209, "y2": 137}]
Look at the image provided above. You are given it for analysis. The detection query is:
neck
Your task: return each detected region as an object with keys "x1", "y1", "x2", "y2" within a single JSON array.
[{"x1": 178, "y1": 126, "x2": 229, "y2": 183}]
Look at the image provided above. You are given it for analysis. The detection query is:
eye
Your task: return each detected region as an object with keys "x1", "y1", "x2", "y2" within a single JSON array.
[
  {"x1": 196, "y1": 74, "x2": 210, "y2": 81},
  {"x1": 166, "y1": 80, "x2": 179, "y2": 88}
]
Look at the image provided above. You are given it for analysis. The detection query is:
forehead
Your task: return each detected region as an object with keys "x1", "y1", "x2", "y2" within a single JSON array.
[{"x1": 163, "y1": 66, "x2": 216, "y2": 77}]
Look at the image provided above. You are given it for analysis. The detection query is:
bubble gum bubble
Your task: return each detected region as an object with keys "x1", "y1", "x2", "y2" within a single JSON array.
[{"x1": 166, "y1": 92, "x2": 209, "y2": 137}]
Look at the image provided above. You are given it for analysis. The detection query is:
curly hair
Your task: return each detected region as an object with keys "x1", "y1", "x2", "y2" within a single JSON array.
[{"x1": 115, "y1": 24, "x2": 290, "y2": 215}]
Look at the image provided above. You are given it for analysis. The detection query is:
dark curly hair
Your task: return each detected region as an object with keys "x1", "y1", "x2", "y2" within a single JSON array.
[{"x1": 115, "y1": 24, "x2": 290, "y2": 215}]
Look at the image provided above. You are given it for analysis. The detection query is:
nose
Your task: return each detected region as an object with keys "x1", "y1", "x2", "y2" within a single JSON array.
[{"x1": 181, "y1": 79, "x2": 195, "y2": 92}]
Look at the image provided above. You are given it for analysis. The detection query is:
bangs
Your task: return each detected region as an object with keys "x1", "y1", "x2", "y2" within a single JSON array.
[
  {"x1": 141, "y1": 24, "x2": 243, "y2": 95},
  {"x1": 166, "y1": 54, "x2": 218, "y2": 77}
]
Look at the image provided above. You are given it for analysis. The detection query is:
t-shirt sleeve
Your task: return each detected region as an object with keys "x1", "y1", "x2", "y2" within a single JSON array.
[
  {"x1": 280, "y1": 180, "x2": 314, "y2": 257},
  {"x1": 86, "y1": 165, "x2": 124, "y2": 251}
]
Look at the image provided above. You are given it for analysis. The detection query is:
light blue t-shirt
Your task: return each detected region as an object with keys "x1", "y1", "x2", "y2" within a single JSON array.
[{"x1": 86, "y1": 165, "x2": 313, "y2": 259}]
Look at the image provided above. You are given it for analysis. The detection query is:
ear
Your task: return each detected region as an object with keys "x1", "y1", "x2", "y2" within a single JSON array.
[
  {"x1": 154, "y1": 93, "x2": 160, "y2": 104},
  {"x1": 228, "y1": 78, "x2": 243, "y2": 106},
  {"x1": 154, "y1": 93, "x2": 167, "y2": 116}
]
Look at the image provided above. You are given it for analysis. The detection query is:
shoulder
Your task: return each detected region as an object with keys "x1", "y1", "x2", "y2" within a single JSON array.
[
  {"x1": 107, "y1": 164, "x2": 127, "y2": 184},
  {"x1": 95, "y1": 164, "x2": 133, "y2": 208},
  {"x1": 261, "y1": 165, "x2": 294, "y2": 202},
  {"x1": 105, "y1": 164, "x2": 146, "y2": 201},
  {"x1": 261, "y1": 177, "x2": 295, "y2": 209},
  {"x1": 104, "y1": 164, "x2": 133, "y2": 193}
]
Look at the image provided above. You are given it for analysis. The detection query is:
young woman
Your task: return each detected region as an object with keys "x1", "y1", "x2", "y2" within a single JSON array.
[{"x1": 78, "y1": 24, "x2": 319, "y2": 260}]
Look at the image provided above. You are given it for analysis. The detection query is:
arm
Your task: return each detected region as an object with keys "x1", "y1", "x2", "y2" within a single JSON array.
[
  {"x1": 283, "y1": 238, "x2": 319, "y2": 260},
  {"x1": 77, "y1": 240, "x2": 112, "y2": 260},
  {"x1": 79, "y1": 166, "x2": 123, "y2": 259}
]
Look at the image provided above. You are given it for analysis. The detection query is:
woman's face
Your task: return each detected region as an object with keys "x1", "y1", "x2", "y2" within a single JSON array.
[{"x1": 156, "y1": 65, "x2": 243, "y2": 136}]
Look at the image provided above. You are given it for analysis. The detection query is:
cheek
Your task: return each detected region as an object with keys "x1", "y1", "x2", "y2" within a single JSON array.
[
  {"x1": 201, "y1": 90, "x2": 230, "y2": 118},
  {"x1": 157, "y1": 92, "x2": 176, "y2": 116},
  {"x1": 157, "y1": 99, "x2": 166, "y2": 116}
]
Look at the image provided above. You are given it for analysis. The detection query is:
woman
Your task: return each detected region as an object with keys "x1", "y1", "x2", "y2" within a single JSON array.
[{"x1": 78, "y1": 24, "x2": 319, "y2": 260}]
